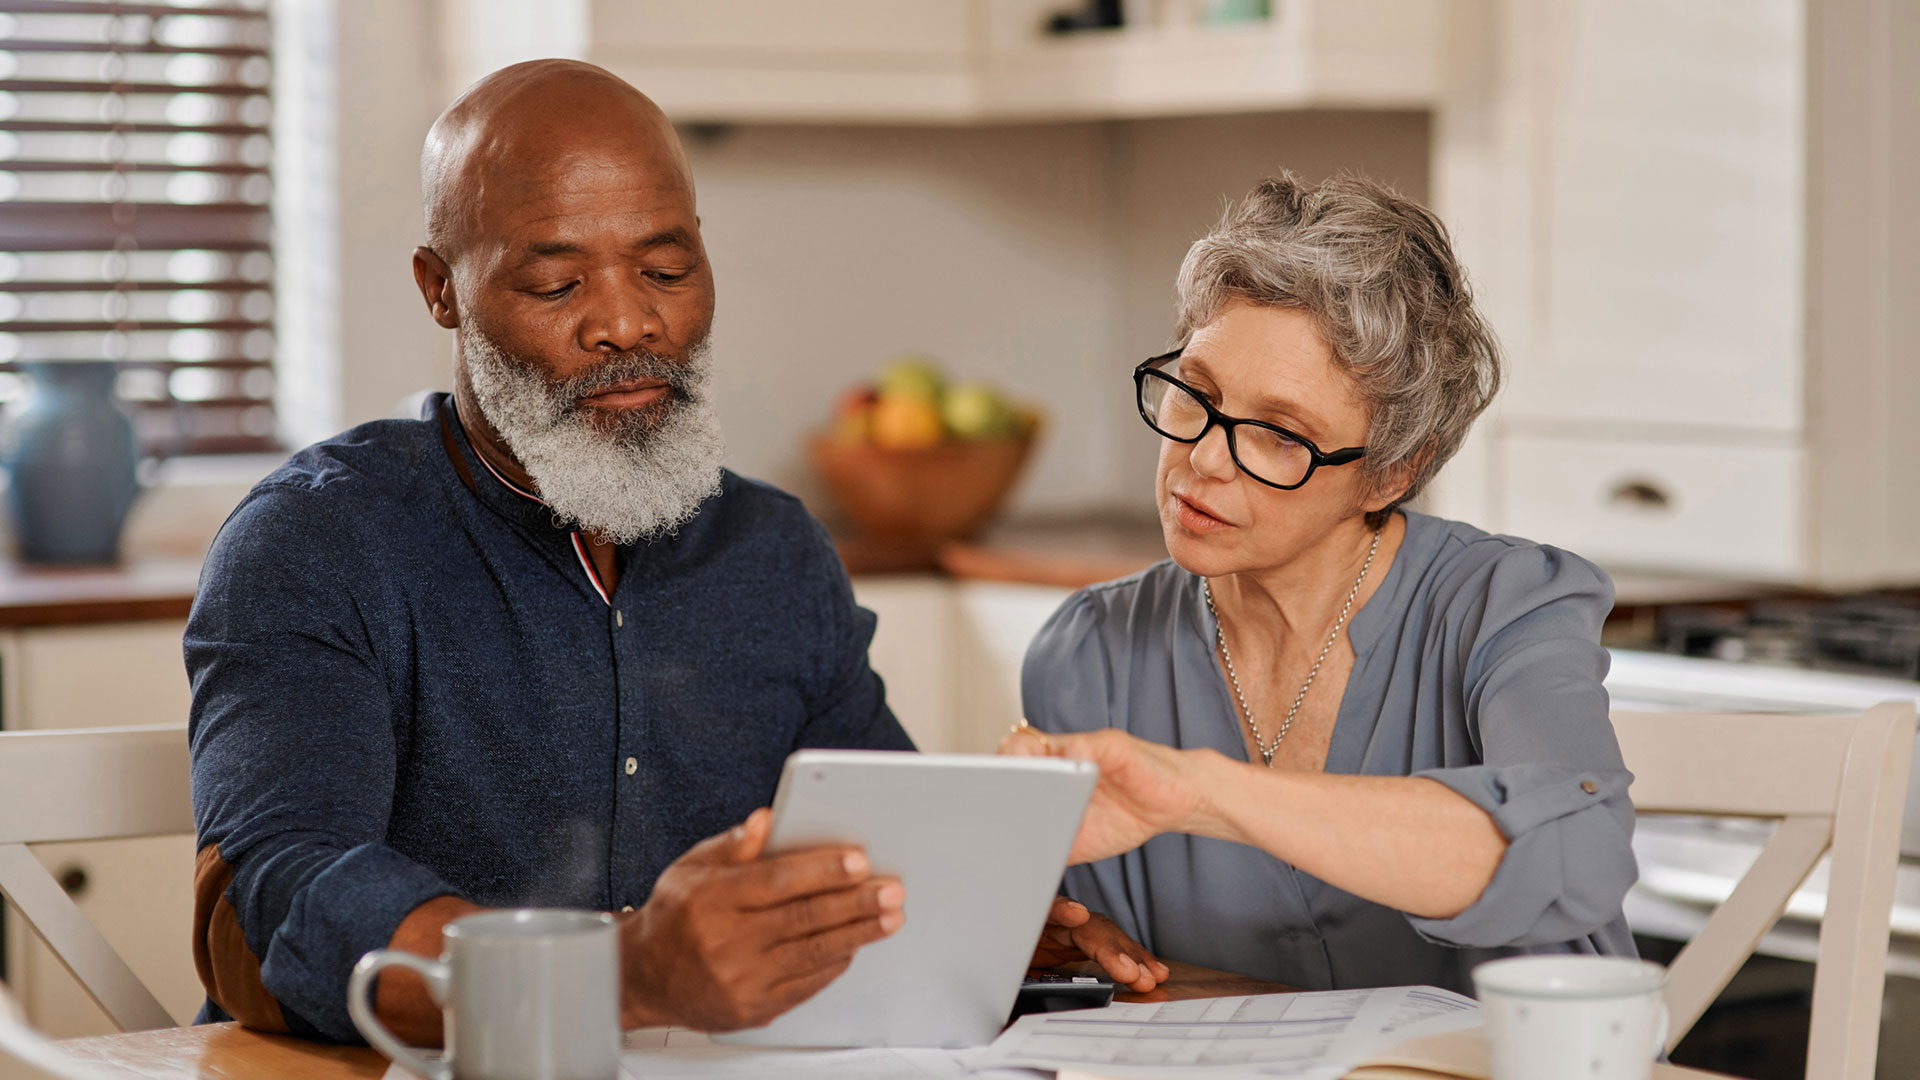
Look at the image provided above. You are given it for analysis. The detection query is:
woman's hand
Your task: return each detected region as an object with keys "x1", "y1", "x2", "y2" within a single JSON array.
[
  {"x1": 1031, "y1": 897, "x2": 1169, "y2": 993},
  {"x1": 999, "y1": 725, "x2": 1210, "y2": 864}
]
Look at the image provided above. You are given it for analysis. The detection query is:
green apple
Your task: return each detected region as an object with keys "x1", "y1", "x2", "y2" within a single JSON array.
[
  {"x1": 942, "y1": 382, "x2": 1016, "y2": 440},
  {"x1": 876, "y1": 356, "x2": 946, "y2": 403}
]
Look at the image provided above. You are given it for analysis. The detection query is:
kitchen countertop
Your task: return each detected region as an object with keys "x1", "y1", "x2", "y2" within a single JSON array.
[
  {"x1": 0, "y1": 532, "x2": 1790, "y2": 628},
  {"x1": 844, "y1": 515, "x2": 1792, "y2": 605},
  {"x1": 0, "y1": 556, "x2": 200, "y2": 627}
]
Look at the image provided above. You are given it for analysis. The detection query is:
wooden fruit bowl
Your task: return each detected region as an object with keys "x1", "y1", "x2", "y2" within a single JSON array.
[{"x1": 807, "y1": 425, "x2": 1041, "y2": 544}]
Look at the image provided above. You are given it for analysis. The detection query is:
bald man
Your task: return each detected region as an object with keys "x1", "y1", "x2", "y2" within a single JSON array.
[{"x1": 185, "y1": 61, "x2": 914, "y2": 1045}]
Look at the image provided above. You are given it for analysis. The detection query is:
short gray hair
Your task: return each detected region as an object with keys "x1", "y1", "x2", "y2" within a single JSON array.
[{"x1": 1174, "y1": 173, "x2": 1501, "y2": 523}]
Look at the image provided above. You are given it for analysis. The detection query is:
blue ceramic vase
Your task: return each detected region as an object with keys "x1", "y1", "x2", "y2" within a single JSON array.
[{"x1": 4, "y1": 362, "x2": 142, "y2": 564}]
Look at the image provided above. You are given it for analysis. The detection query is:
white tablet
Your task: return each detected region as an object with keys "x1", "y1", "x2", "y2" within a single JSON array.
[{"x1": 714, "y1": 749, "x2": 1097, "y2": 1049}]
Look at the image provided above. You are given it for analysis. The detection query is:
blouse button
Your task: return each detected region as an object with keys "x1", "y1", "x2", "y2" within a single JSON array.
[
  {"x1": 625, "y1": 757, "x2": 638, "y2": 776},
  {"x1": 1580, "y1": 779, "x2": 1599, "y2": 794}
]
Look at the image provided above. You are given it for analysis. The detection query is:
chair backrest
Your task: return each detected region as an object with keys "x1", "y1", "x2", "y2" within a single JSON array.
[
  {"x1": 1613, "y1": 702, "x2": 1917, "y2": 1080},
  {"x1": 0, "y1": 724, "x2": 193, "y2": 1033}
]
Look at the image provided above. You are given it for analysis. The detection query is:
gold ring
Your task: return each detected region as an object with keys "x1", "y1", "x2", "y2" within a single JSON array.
[{"x1": 1011, "y1": 719, "x2": 1052, "y2": 746}]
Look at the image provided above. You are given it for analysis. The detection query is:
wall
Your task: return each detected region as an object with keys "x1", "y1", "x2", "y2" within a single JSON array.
[
  {"x1": 686, "y1": 112, "x2": 1430, "y2": 521},
  {"x1": 121, "y1": 5, "x2": 1434, "y2": 558},
  {"x1": 330, "y1": 0, "x2": 455, "y2": 429},
  {"x1": 1104, "y1": 111, "x2": 1432, "y2": 509},
  {"x1": 686, "y1": 122, "x2": 1121, "y2": 515}
]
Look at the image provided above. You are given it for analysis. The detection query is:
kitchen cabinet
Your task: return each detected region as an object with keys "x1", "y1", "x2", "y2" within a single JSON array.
[
  {"x1": 854, "y1": 577, "x2": 1075, "y2": 754},
  {"x1": 450, "y1": 0, "x2": 1446, "y2": 124},
  {"x1": 1434, "y1": 0, "x2": 1920, "y2": 587}
]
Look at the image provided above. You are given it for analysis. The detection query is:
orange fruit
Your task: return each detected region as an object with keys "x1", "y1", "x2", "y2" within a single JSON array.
[{"x1": 870, "y1": 393, "x2": 944, "y2": 449}]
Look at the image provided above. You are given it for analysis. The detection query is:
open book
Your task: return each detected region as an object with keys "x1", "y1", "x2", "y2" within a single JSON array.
[{"x1": 1340, "y1": 1026, "x2": 1495, "y2": 1079}]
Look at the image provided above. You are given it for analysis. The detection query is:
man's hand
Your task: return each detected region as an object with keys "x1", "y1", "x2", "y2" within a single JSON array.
[
  {"x1": 1030, "y1": 897, "x2": 1168, "y2": 993},
  {"x1": 618, "y1": 808, "x2": 905, "y2": 1031}
]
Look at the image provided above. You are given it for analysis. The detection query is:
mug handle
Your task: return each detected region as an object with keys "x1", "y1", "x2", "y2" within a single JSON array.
[
  {"x1": 348, "y1": 950, "x2": 454, "y2": 1080},
  {"x1": 1650, "y1": 998, "x2": 1672, "y2": 1059}
]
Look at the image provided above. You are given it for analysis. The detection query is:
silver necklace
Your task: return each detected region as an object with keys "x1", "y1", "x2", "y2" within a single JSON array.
[{"x1": 1203, "y1": 526, "x2": 1382, "y2": 768}]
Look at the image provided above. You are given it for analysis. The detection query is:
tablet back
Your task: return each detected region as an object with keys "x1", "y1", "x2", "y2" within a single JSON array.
[{"x1": 714, "y1": 750, "x2": 1096, "y2": 1049}]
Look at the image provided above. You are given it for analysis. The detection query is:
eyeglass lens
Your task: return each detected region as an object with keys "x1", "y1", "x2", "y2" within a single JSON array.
[{"x1": 1138, "y1": 363, "x2": 1315, "y2": 487}]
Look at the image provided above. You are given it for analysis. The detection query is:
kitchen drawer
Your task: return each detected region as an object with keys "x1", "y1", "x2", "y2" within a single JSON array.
[
  {"x1": 7, "y1": 621, "x2": 191, "y2": 731},
  {"x1": 1497, "y1": 436, "x2": 1803, "y2": 579}
]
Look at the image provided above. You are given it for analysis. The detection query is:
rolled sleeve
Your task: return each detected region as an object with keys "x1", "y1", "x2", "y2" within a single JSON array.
[
  {"x1": 256, "y1": 843, "x2": 458, "y2": 1038},
  {"x1": 1410, "y1": 762, "x2": 1636, "y2": 947},
  {"x1": 188, "y1": 487, "x2": 458, "y2": 1041},
  {"x1": 1405, "y1": 545, "x2": 1638, "y2": 949}
]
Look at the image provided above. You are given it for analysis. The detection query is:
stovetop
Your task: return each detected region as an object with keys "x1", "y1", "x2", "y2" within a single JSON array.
[{"x1": 1656, "y1": 593, "x2": 1920, "y2": 679}]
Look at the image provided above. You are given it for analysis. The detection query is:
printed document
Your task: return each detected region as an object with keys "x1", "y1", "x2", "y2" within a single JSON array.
[{"x1": 971, "y1": 986, "x2": 1481, "y2": 1079}]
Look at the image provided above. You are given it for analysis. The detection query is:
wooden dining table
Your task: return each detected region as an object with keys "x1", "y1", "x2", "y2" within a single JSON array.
[
  {"x1": 52, "y1": 959, "x2": 1740, "y2": 1080},
  {"x1": 52, "y1": 960, "x2": 1287, "y2": 1079}
]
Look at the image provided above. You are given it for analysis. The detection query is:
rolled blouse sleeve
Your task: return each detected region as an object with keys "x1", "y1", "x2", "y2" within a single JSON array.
[{"x1": 1406, "y1": 544, "x2": 1638, "y2": 949}]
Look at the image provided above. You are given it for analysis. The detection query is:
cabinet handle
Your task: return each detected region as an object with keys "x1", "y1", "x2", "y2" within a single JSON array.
[
  {"x1": 57, "y1": 864, "x2": 89, "y2": 898},
  {"x1": 1608, "y1": 479, "x2": 1673, "y2": 512}
]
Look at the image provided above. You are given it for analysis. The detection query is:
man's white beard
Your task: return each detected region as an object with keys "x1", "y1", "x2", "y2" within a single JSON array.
[{"x1": 461, "y1": 326, "x2": 725, "y2": 545}]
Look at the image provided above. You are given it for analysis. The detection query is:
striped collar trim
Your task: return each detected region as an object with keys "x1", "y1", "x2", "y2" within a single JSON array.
[{"x1": 466, "y1": 434, "x2": 613, "y2": 606}]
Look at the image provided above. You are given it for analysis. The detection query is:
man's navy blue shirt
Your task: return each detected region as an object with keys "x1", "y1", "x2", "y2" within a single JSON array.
[{"x1": 185, "y1": 393, "x2": 912, "y2": 1041}]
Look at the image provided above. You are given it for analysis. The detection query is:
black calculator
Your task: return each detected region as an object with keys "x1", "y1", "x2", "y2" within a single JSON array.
[{"x1": 1009, "y1": 970, "x2": 1117, "y2": 1021}]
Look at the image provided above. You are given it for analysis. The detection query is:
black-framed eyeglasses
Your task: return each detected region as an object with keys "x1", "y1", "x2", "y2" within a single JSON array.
[{"x1": 1133, "y1": 349, "x2": 1366, "y2": 491}]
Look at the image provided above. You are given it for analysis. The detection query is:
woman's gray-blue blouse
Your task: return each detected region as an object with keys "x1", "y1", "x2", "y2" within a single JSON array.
[{"x1": 1023, "y1": 511, "x2": 1639, "y2": 995}]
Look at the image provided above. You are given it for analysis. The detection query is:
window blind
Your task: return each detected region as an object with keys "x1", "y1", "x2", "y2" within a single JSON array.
[{"x1": 0, "y1": 0, "x2": 276, "y2": 455}]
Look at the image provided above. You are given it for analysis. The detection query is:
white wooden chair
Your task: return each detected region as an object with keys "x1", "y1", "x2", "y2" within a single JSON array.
[
  {"x1": 0, "y1": 724, "x2": 193, "y2": 1033},
  {"x1": 0, "y1": 977, "x2": 121, "y2": 1080},
  {"x1": 1612, "y1": 702, "x2": 1917, "y2": 1080}
]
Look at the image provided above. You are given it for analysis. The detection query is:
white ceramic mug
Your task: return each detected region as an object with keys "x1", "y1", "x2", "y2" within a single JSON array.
[
  {"x1": 1472, "y1": 955, "x2": 1670, "y2": 1080},
  {"x1": 348, "y1": 908, "x2": 621, "y2": 1080}
]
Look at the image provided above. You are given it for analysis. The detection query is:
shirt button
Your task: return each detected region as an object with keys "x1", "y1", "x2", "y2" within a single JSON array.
[
  {"x1": 1580, "y1": 780, "x2": 1599, "y2": 794},
  {"x1": 620, "y1": 905, "x2": 635, "y2": 914},
  {"x1": 616, "y1": 610, "x2": 624, "y2": 627},
  {"x1": 624, "y1": 757, "x2": 638, "y2": 776}
]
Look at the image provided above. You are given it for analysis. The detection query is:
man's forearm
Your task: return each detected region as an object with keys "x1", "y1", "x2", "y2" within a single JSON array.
[{"x1": 375, "y1": 894, "x2": 484, "y2": 1046}]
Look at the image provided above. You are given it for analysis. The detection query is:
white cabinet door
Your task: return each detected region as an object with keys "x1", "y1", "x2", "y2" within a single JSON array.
[
  {"x1": 1, "y1": 620, "x2": 202, "y2": 1038},
  {"x1": 1504, "y1": 0, "x2": 1805, "y2": 433},
  {"x1": 854, "y1": 578, "x2": 959, "y2": 753},
  {"x1": 952, "y1": 582, "x2": 1074, "y2": 754},
  {"x1": 854, "y1": 578, "x2": 1074, "y2": 755}
]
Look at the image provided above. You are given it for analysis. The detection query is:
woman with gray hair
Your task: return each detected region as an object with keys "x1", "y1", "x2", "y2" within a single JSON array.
[{"x1": 1007, "y1": 173, "x2": 1637, "y2": 996}]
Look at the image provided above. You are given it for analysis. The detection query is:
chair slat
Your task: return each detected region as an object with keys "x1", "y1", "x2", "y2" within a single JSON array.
[
  {"x1": 0, "y1": 843, "x2": 176, "y2": 1032},
  {"x1": 1660, "y1": 813, "x2": 1831, "y2": 1044},
  {"x1": 1616, "y1": 711, "x2": 1855, "y2": 817},
  {"x1": 1805, "y1": 702, "x2": 1916, "y2": 1079},
  {"x1": 0, "y1": 726, "x2": 193, "y2": 845}
]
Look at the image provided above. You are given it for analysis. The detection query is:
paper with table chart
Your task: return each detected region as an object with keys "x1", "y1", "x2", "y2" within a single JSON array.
[
  {"x1": 972, "y1": 985, "x2": 1482, "y2": 1079},
  {"x1": 381, "y1": 986, "x2": 1477, "y2": 1080},
  {"x1": 614, "y1": 1044, "x2": 1045, "y2": 1080},
  {"x1": 378, "y1": 1029, "x2": 1050, "y2": 1080}
]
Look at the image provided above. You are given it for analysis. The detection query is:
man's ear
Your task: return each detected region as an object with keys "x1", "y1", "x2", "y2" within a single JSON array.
[{"x1": 412, "y1": 247, "x2": 461, "y2": 330}]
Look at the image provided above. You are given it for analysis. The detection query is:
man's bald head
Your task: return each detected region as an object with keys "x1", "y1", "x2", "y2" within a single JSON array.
[{"x1": 420, "y1": 59, "x2": 694, "y2": 263}]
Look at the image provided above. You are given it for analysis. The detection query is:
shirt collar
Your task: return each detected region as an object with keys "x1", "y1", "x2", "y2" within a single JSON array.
[{"x1": 432, "y1": 393, "x2": 614, "y2": 605}]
